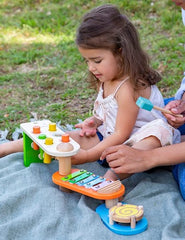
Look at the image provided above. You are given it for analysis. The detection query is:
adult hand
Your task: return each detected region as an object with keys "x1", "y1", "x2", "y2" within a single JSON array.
[
  {"x1": 75, "y1": 117, "x2": 97, "y2": 137},
  {"x1": 164, "y1": 100, "x2": 185, "y2": 128},
  {"x1": 100, "y1": 145, "x2": 150, "y2": 174}
]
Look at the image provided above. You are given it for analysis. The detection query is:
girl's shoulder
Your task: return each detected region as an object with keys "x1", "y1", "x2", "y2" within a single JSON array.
[
  {"x1": 118, "y1": 79, "x2": 134, "y2": 92},
  {"x1": 115, "y1": 80, "x2": 135, "y2": 100},
  {"x1": 113, "y1": 77, "x2": 130, "y2": 94}
]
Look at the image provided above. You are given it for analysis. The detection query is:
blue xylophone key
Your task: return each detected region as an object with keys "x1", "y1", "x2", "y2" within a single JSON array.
[
  {"x1": 77, "y1": 174, "x2": 99, "y2": 186},
  {"x1": 84, "y1": 177, "x2": 106, "y2": 188}
]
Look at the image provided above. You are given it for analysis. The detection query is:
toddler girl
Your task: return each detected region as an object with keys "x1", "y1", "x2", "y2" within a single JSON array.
[{"x1": 68, "y1": 4, "x2": 180, "y2": 180}]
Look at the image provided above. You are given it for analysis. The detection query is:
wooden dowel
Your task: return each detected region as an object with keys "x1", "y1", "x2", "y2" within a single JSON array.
[{"x1": 153, "y1": 106, "x2": 183, "y2": 117}]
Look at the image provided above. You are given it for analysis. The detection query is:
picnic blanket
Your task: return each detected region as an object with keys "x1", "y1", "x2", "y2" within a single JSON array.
[{"x1": 0, "y1": 143, "x2": 185, "y2": 240}]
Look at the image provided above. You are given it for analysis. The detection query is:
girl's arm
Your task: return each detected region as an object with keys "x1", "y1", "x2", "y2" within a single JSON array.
[{"x1": 72, "y1": 82, "x2": 139, "y2": 163}]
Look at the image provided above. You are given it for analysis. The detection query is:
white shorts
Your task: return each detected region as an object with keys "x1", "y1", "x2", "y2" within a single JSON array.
[{"x1": 124, "y1": 119, "x2": 175, "y2": 147}]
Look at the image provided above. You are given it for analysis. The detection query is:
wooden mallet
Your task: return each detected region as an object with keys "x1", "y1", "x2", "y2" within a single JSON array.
[{"x1": 136, "y1": 96, "x2": 183, "y2": 117}]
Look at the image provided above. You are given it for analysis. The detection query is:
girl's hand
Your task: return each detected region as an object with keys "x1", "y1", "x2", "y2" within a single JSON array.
[
  {"x1": 75, "y1": 117, "x2": 98, "y2": 137},
  {"x1": 164, "y1": 100, "x2": 185, "y2": 128}
]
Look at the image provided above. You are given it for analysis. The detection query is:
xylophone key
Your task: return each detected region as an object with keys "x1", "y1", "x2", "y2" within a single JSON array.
[
  {"x1": 61, "y1": 169, "x2": 87, "y2": 181},
  {"x1": 69, "y1": 172, "x2": 93, "y2": 184},
  {"x1": 84, "y1": 176, "x2": 105, "y2": 188},
  {"x1": 91, "y1": 180, "x2": 113, "y2": 191},
  {"x1": 77, "y1": 174, "x2": 98, "y2": 186}
]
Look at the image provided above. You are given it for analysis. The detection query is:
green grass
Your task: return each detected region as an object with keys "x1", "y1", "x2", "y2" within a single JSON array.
[{"x1": 0, "y1": 0, "x2": 185, "y2": 139}]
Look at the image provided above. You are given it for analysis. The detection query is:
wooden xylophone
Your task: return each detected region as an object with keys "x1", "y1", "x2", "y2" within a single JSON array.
[{"x1": 52, "y1": 168, "x2": 125, "y2": 208}]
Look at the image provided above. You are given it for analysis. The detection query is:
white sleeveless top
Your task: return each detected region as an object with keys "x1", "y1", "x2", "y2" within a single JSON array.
[
  {"x1": 93, "y1": 77, "x2": 129, "y2": 138},
  {"x1": 132, "y1": 85, "x2": 167, "y2": 135},
  {"x1": 93, "y1": 81, "x2": 180, "y2": 143}
]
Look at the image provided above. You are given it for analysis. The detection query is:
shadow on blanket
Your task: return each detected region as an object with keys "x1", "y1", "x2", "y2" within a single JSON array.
[{"x1": 0, "y1": 146, "x2": 185, "y2": 240}]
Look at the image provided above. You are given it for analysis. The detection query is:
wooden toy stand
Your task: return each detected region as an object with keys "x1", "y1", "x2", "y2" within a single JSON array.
[
  {"x1": 20, "y1": 120, "x2": 80, "y2": 167},
  {"x1": 21, "y1": 120, "x2": 148, "y2": 235},
  {"x1": 96, "y1": 203, "x2": 148, "y2": 235}
]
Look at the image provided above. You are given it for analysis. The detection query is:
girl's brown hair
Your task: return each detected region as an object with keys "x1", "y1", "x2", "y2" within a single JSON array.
[{"x1": 76, "y1": 4, "x2": 161, "y2": 89}]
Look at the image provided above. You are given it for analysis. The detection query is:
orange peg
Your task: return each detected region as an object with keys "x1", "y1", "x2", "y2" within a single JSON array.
[
  {"x1": 61, "y1": 133, "x2": 70, "y2": 143},
  {"x1": 33, "y1": 126, "x2": 41, "y2": 134},
  {"x1": 32, "y1": 142, "x2": 39, "y2": 150}
]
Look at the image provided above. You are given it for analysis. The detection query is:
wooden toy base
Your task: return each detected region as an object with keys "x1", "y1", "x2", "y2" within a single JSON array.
[
  {"x1": 52, "y1": 169, "x2": 125, "y2": 201},
  {"x1": 96, "y1": 203, "x2": 148, "y2": 235}
]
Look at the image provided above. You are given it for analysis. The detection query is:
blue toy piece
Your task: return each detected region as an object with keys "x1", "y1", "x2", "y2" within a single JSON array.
[
  {"x1": 136, "y1": 96, "x2": 153, "y2": 111},
  {"x1": 96, "y1": 203, "x2": 148, "y2": 235}
]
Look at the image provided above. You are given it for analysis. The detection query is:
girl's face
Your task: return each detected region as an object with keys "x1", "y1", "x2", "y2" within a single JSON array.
[
  {"x1": 172, "y1": 0, "x2": 185, "y2": 9},
  {"x1": 78, "y1": 47, "x2": 120, "y2": 83}
]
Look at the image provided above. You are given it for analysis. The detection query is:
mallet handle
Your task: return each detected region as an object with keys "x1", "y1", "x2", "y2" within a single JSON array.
[{"x1": 153, "y1": 106, "x2": 183, "y2": 117}]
